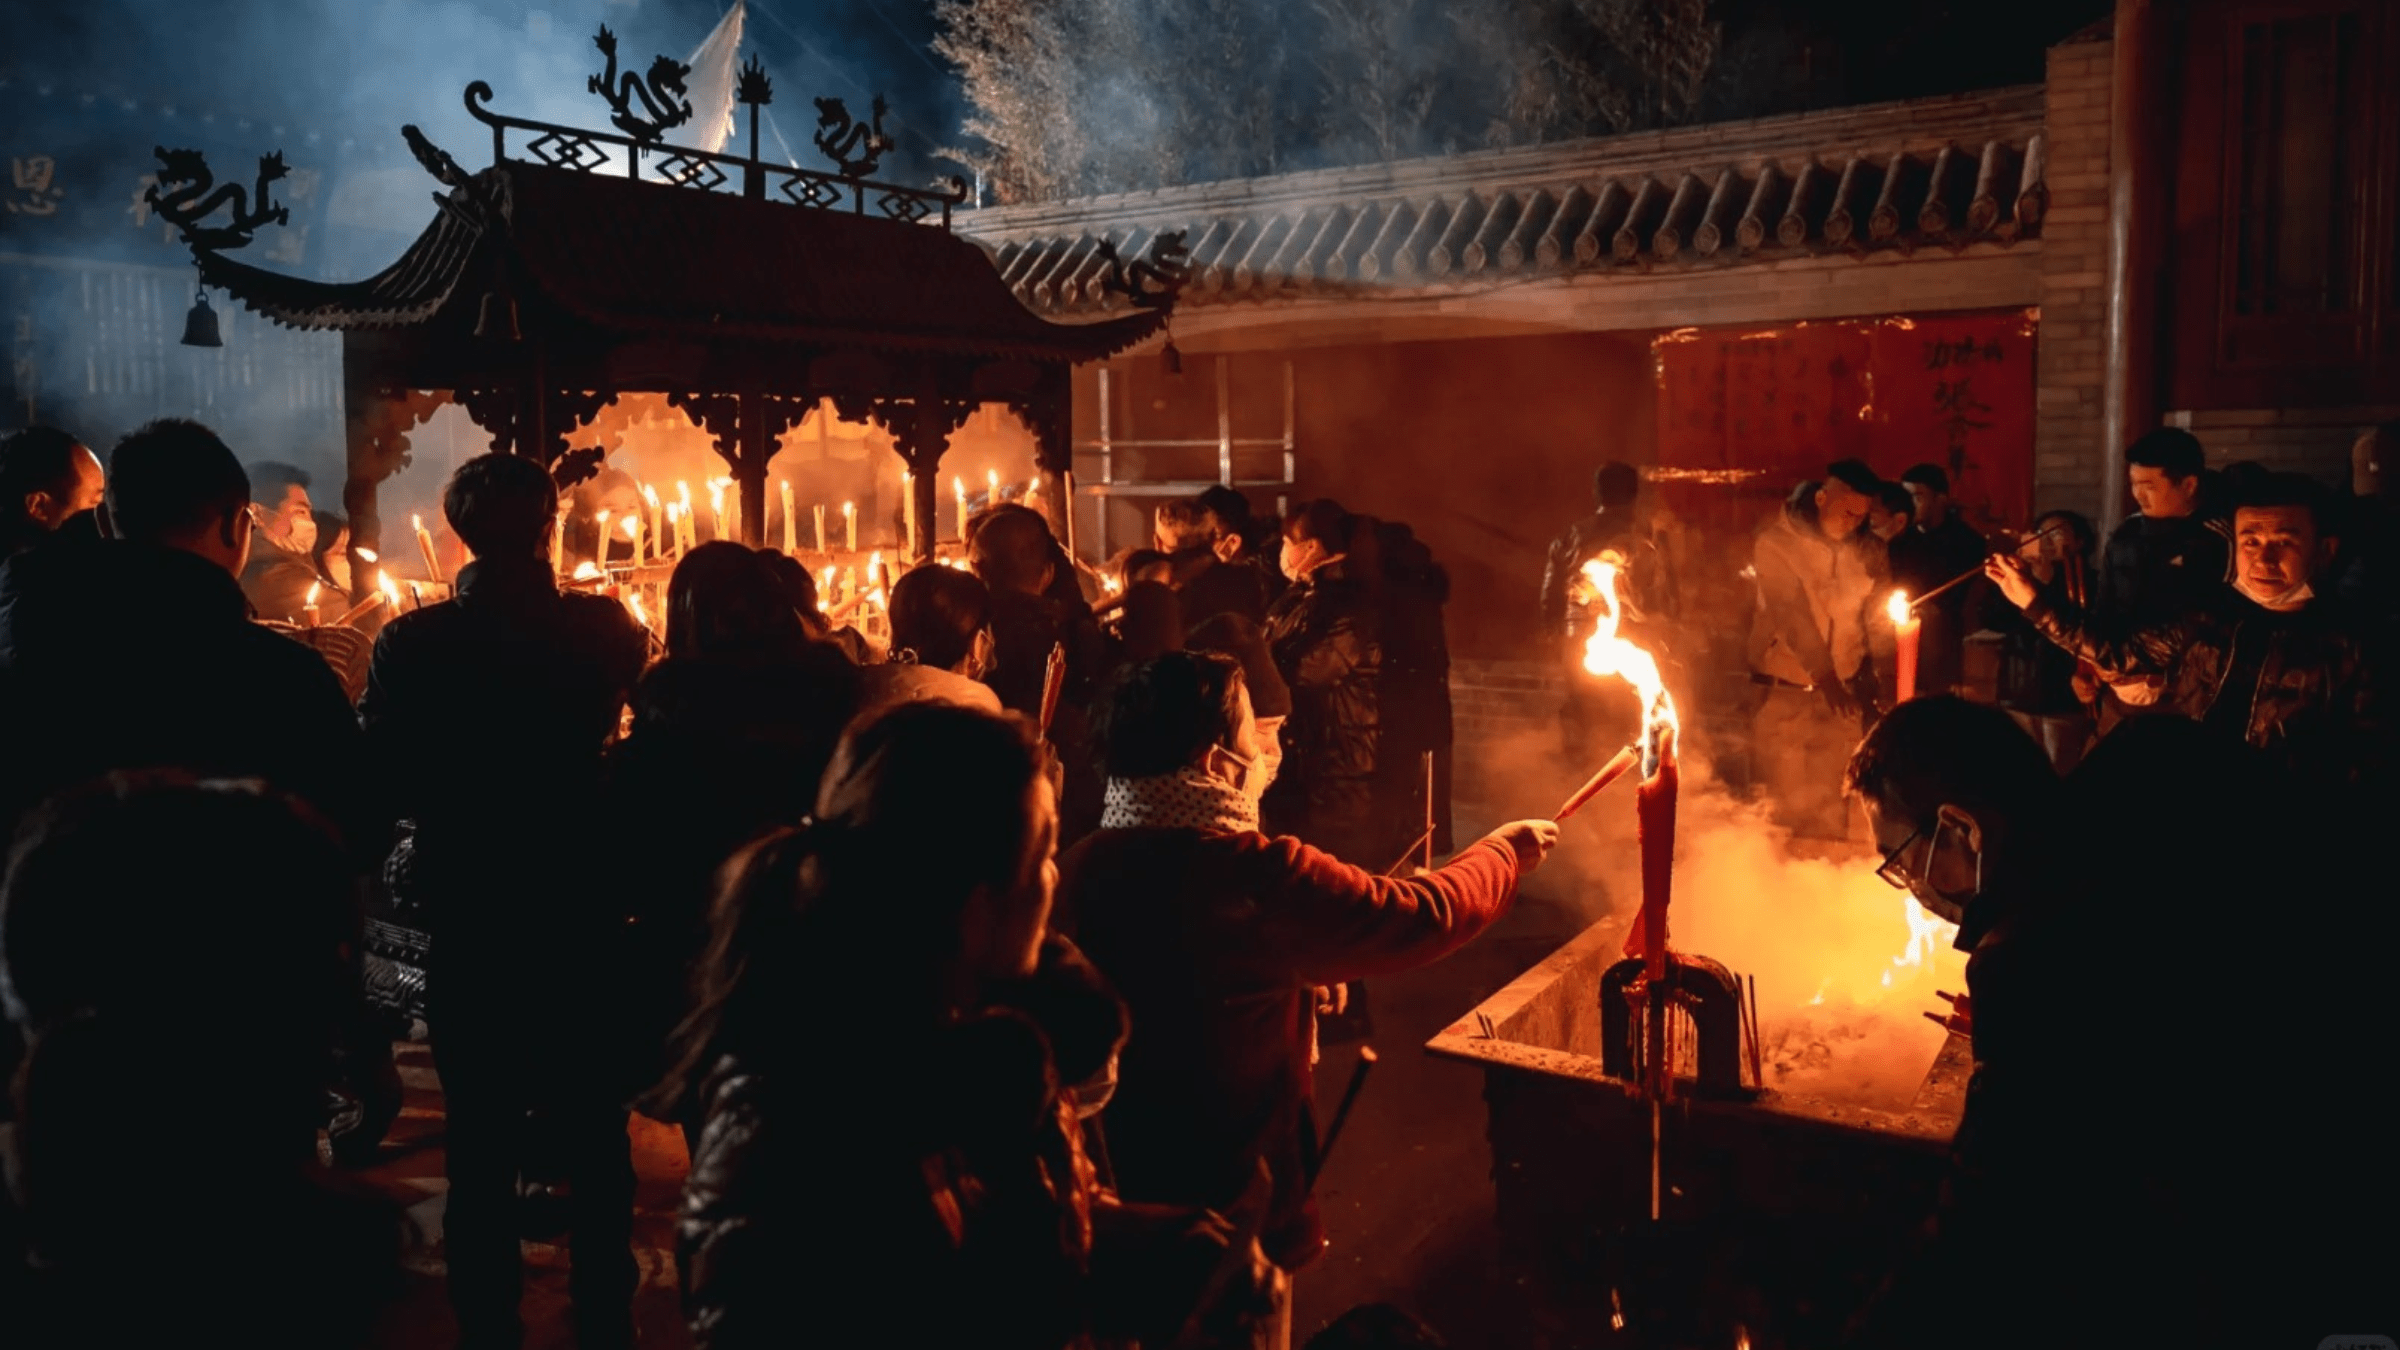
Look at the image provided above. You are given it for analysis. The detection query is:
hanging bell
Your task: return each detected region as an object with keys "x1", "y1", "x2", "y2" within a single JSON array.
[
  {"x1": 475, "y1": 291, "x2": 520, "y2": 342},
  {"x1": 180, "y1": 288, "x2": 223, "y2": 348},
  {"x1": 1162, "y1": 338, "x2": 1182, "y2": 376}
]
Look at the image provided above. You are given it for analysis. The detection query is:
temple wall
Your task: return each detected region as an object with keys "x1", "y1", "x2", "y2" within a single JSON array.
[{"x1": 2030, "y1": 33, "x2": 2117, "y2": 526}]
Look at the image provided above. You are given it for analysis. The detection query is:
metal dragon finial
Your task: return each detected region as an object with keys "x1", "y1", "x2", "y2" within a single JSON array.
[
  {"x1": 587, "y1": 24, "x2": 694, "y2": 144},
  {"x1": 1099, "y1": 231, "x2": 1192, "y2": 310},
  {"x1": 736, "y1": 54, "x2": 773, "y2": 107},
  {"x1": 145, "y1": 147, "x2": 291, "y2": 252},
  {"x1": 813, "y1": 95, "x2": 894, "y2": 179}
]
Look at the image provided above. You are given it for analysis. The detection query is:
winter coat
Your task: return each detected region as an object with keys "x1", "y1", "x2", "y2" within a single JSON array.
[
  {"x1": 1168, "y1": 549, "x2": 1273, "y2": 631},
  {"x1": 1262, "y1": 566, "x2": 1385, "y2": 863},
  {"x1": 1057, "y1": 829, "x2": 1521, "y2": 1269},
  {"x1": 1538, "y1": 507, "x2": 1665, "y2": 641},
  {"x1": 608, "y1": 644, "x2": 861, "y2": 1094},
  {"x1": 1748, "y1": 493, "x2": 1877, "y2": 686},
  {"x1": 2096, "y1": 511, "x2": 2232, "y2": 628},
  {"x1": 240, "y1": 540, "x2": 328, "y2": 626},
  {"x1": 1889, "y1": 510, "x2": 1988, "y2": 693},
  {"x1": 2025, "y1": 588, "x2": 2382, "y2": 786},
  {"x1": 0, "y1": 537, "x2": 364, "y2": 840},
  {"x1": 1981, "y1": 573, "x2": 2086, "y2": 717},
  {"x1": 987, "y1": 588, "x2": 1112, "y2": 840},
  {"x1": 678, "y1": 939, "x2": 1125, "y2": 1350},
  {"x1": 357, "y1": 556, "x2": 647, "y2": 980}
]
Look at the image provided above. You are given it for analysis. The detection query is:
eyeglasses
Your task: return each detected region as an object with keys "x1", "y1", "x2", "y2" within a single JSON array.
[{"x1": 1874, "y1": 826, "x2": 1926, "y2": 890}]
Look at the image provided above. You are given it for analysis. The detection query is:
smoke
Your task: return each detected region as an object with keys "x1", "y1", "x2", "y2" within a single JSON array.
[{"x1": 1471, "y1": 717, "x2": 1965, "y2": 1113}]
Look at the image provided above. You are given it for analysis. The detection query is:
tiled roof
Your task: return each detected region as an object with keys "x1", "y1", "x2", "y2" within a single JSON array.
[
  {"x1": 202, "y1": 161, "x2": 1165, "y2": 363},
  {"x1": 966, "y1": 87, "x2": 2049, "y2": 316}
]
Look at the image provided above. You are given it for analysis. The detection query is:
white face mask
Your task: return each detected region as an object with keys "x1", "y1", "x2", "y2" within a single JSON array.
[
  {"x1": 285, "y1": 515, "x2": 318, "y2": 556},
  {"x1": 1210, "y1": 740, "x2": 1279, "y2": 802},
  {"x1": 2233, "y1": 575, "x2": 2314, "y2": 612}
]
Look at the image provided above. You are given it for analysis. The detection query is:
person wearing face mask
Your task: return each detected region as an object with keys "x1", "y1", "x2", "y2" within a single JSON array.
[
  {"x1": 1263, "y1": 499, "x2": 1394, "y2": 864},
  {"x1": 856, "y1": 562, "x2": 1003, "y2": 717},
  {"x1": 1057, "y1": 650, "x2": 1559, "y2": 1336},
  {"x1": 1844, "y1": 699, "x2": 2390, "y2": 1348},
  {"x1": 237, "y1": 461, "x2": 331, "y2": 625},
  {"x1": 1987, "y1": 472, "x2": 2383, "y2": 790},
  {"x1": 1747, "y1": 460, "x2": 1887, "y2": 840}
]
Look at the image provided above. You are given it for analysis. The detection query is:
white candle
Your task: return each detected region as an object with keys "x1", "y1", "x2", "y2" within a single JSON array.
[
  {"x1": 707, "y1": 484, "x2": 725, "y2": 543},
  {"x1": 844, "y1": 500, "x2": 856, "y2": 554},
  {"x1": 623, "y1": 513, "x2": 643, "y2": 568},
  {"x1": 642, "y1": 485, "x2": 662, "y2": 556},
  {"x1": 303, "y1": 581, "x2": 322, "y2": 627},
  {"x1": 413, "y1": 513, "x2": 443, "y2": 585},
  {"x1": 781, "y1": 481, "x2": 798, "y2": 555},
  {"x1": 594, "y1": 510, "x2": 612, "y2": 566},
  {"x1": 677, "y1": 482, "x2": 695, "y2": 550},
  {"x1": 902, "y1": 471, "x2": 916, "y2": 554},
  {"x1": 814, "y1": 503, "x2": 826, "y2": 554}
]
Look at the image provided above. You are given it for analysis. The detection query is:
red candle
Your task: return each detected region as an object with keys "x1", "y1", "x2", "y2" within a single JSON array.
[
  {"x1": 1633, "y1": 724, "x2": 1678, "y2": 983},
  {"x1": 1888, "y1": 591, "x2": 1921, "y2": 703}
]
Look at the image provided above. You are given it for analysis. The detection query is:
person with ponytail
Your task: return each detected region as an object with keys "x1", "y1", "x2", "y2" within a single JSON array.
[{"x1": 666, "y1": 702, "x2": 1241, "y2": 1348}]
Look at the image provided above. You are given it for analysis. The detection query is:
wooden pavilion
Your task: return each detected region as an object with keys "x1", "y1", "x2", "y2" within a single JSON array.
[{"x1": 175, "y1": 35, "x2": 1174, "y2": 593}]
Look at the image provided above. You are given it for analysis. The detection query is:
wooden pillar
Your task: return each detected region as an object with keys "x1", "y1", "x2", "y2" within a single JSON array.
[
  {"x1": 2099, "y1": 0, "x2": 2170, "y2": 539},
  {"x1": 1027, "y1": 364, "x2": 1075, "y2": 552},
  {"x1": 739, "y1": 383, "x2": 770, "y2": 546},
  {"x1": 910, "y1": 394, "x2": 948, "y2": 565}
]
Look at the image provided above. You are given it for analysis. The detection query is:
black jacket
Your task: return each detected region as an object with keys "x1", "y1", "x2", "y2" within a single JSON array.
[
  {"x1": 0, "y1": 538, "x2": 363, "y2": 838},
  {"x1": 1262, "y1": 565, "x2": 1385, "y2": 863},
  {"x1": 358, "y1": 557, "x2": 647, "y2": 961},
  {"x1": 608, "y1": 645, "x2": 860, "y2": 1091},
  {"x1": 678, "y1": 940, "x2": 1125, "y2": 1350},
  {"x1": 987, "y1": 588, "x2": 1111, "y2": 840},
  {"x1": 1538, "y1": 507, "x2": 1666, "y2": 641},
  {"x1": 1979, "y1": 569, "x2": 2085, "y2": 717},
  {"x1": 1889, "y1": 511, "x2": 1987, "y2": 693},
  {"x1": 2026, "y1": 587, "x2": 2382, "y2": 787},
  {"x1": 2096, "y1": 511, "x2": 2232, "y2": 627}
]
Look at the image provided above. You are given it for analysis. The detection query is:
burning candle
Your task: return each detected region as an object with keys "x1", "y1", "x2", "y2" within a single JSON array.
[
  {"x1": 1888, "y1": 591, "x2": 1920, "y2": 703},
  {"x1": 781, "y1": 481, "x2": 798, "y2": 555},
  {"x1": 814, "y1": 503, "x2": 826, "y2": 554},
  {"x1": 642, "y1": 484, "x2": 663, "y2": 555},
  {"x1": 677, "y1": 482, "x2": 695, "y2": 550},
  {"x1": 843, "y1": 500, "x2": 856, "y2": 554},
  {"x1": 987, "y1": 469, "x2": 1000, "y2": 505},
  {"x1": 413, "y1": 514, "x2": 443, "y2": 585},
  {"x1": 303, "y1": 581, "x2": 322, "y2": 627},
  {"x1": 707, "y1": 483, "x2": 726, "y2": 543},
  {"x1": 550, "y1": 506, "x2": 568, "y2": 574},
  {"x1": 954, "y1": 475, "x2": 968, "y2": 541},
  {"x1": 901, "y1": 471, "x2": 915, "y2": 554},
  {"x1": 378, "y1": 569, "x2": 400, "y2": 610},
  {"x1": 594, "y1": 509, "x2": 612, "y2": 566},
  {"x1": 819, "y1": 566, "x2": 837, "y2": 608},
  {"x1": 626, "y1": 590, "x2": 651, "y2": 633},
  {"x1": 623, "y1": 513, "x2": 643, "y2": 568}
]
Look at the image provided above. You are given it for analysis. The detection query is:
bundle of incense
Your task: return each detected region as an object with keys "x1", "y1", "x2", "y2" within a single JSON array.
[
  {"x1": 1037, "y1": 642, "x2": 1067, "y2": 736},
  {"x1": 1551, "y1": 744, "x2": 1640, "y2": 821}
]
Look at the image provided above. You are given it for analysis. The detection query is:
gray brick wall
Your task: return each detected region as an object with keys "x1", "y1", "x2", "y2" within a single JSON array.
[{"x1": 2032, "y1": 33, "x2": 2115, "y2": 524}]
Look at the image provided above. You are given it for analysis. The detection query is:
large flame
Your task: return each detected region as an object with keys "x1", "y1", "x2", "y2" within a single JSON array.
[{"x1": 1578, "y1": 556, "x2": 1676, "y2": 741}]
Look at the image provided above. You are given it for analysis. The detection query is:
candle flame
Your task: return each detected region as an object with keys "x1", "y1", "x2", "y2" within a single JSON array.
[
  {"x1": 1887, "y1": 590, "x2": 1912, "y2": 624},
  {"x1": 570, "y1": 561, "x2": 601, "y2": 580},
  {"x1": 953, "y1": 475, "x2": 965, "y2": 494},
  {"x1": 377, "y1": 569, "x2": 399, "y2": 604},
  {"x1": 412, "y1": 513, "x2": 424, "y2": 531},
  {"x1": 626, "y1": 591, "x2": 650, "y2": 628},
  {"x1": 667, "y1": 502, "x2": 682, "y2": 522},
  {"x1": 1577, "y1": 556, "x2": 1676, "y2": 742},
  {"x1": 843, "y1": 500, "x2": 854, "y2": 515},
  {"x1": 642, "y1": 484, "x2": 660, "y2": 507},
  {"x1": 305, "y1": 581, "x2": 321, "y2": 605},
  {"x1": 677, "y1": 481, "x2": 693, "y2": 508},
  {"x1": 622, "y1": 516, "x2": 640, "y2": 538}
]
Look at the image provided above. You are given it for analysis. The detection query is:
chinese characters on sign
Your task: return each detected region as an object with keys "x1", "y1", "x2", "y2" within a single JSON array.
[{"x1": 1654, "y1": 311, "x2": 2037, "y2": 532}]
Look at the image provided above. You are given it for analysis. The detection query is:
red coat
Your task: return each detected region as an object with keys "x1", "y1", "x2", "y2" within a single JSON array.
[{"x1": 1055, "y1": 828, "x2": 1520, "y2": 1267}]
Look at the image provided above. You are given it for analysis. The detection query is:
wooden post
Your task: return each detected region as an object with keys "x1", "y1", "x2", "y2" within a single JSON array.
[
  {"x1": 739, "y1": 385, "x2": 769, "y2": 546},
  {"x1": 2100, "y1": 0, "x2": 2170, "y2": 540}
]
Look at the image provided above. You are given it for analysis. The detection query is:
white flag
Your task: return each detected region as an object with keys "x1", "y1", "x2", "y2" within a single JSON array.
[{"x1": 674, "y1": 0, "x2": 746, "y2": 154}]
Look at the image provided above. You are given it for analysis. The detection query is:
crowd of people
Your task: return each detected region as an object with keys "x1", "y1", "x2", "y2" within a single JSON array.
[
  {"x1": 0, "y1": 417, "x2": 1525, "y2": 1349},
  {"x1": 1694, "y1": 427, "x2": 2391, "y2": 840}
]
